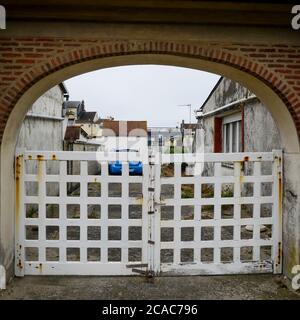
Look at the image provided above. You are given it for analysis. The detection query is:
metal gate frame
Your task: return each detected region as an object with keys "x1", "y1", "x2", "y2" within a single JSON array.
[{"x1": 15, "y1": 149, "x2": 282, "y2": 276}]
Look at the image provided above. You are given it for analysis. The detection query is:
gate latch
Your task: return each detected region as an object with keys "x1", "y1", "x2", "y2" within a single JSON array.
[{"x1": 154, "y1": 201, "x2": 166, "y2": 206}]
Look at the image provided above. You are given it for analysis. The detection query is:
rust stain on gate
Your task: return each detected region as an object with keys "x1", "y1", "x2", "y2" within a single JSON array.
[
  {"x1": 277, "y1": 155, "x2": 283, "y2": 269},
  {"x1": 15, "y1": 155, "x2": 22, "y2": 229},
  {"x1": 239, "y1": 155, "x2": 249, "y2": 176},
  {"x1": 15, "y1": 154, "x2": 24, "y2": 273},
  {"x1": 37, "y1": 155, "x2": 44, "y2": 182}
]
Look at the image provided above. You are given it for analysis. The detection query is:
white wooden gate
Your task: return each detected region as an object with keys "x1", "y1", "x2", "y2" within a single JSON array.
[
  {"x1": 151, "y1": 150, "x2": 283, "y2": 275},
  {"x1": 15, "y1": 150, "x2": 150, "y2": 275},
  {"x1": 15, "y1": 149, "x2": 282, "y2": 276}
]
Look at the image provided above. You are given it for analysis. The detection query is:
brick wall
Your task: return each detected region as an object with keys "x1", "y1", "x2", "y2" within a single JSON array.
[{"x1": 0, "y1": 38, "x2": 299, "y2": 142}]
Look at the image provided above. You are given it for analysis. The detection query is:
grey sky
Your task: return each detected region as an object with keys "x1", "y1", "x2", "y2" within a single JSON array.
[{"x1": 65, "y1": 65, "x2": 220, "y2": 127}]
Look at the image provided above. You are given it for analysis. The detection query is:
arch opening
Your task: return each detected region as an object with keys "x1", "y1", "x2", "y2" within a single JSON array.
[{"x1": 1, "y1": 53, "x2": 299, "y2": 283}]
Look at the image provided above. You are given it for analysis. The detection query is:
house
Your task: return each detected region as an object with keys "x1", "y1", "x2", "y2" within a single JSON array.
[
  {"x1": 195, "y1": 77, "x2": 282, "y2": 200},
  {"x1": 62, "y1": 100, "x2": 107, "y2": 154},
  {"x1": 62, "y1": 100, "x2": 84, "y2": 124},
  {"x1": 63, "y1": 125, "x2": 102, "y2": 175},
  {"x1": 63, "y1": 100, "x2": 116, "y2": 140},
  {"x1": 99, "y1": 120, "x2": 148, "y2": 152},
  {"x1": 16, "y1": 83, "x2": 68, "y2": 196},
  {"x1": 148, "y1": 122, "x2": 199, "y2": 153},
  {"x1": 147, "y1": 126, "x2": 182, "y2": 152},
  {"x1": 180, "y1": 121, "x2": 200, "y2": 153},
  {"x1": 17, "y1": 83, "x2": 68, "y2": 151},
  {"x1": 64, "y1": 124, "x2": 103, "y2": 149},
  {"x1": 63, "y1": 101, "x2": 148, "y2": 159},
  {"x1": 75, "y1": 106, "x2": 101, "y2": 138},
  {"x1": 196, "y1": 77, "x2": 281, "y2": 155},
  {"x1": 64, "y1": 125, "x2": 98, "y2": 150},
  {"x1": 63, "y1": 100, "x2": 102, "y2": 138}
]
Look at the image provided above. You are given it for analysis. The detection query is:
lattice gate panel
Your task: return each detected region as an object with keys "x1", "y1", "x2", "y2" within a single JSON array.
[
  {"x1": 153, "y1": 151, "x2": 282, "y2": 275},
  {"x1": 15, "y1": 150, "x2": 149, "y2": 275}
]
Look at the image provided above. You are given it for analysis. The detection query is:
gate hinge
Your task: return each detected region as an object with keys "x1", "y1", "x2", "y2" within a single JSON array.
[
  {"x1": 148, "y1": 211, "x2": 155, "y2": 215},
  {"x1": 131, "y1": 268, "x2": 147, "y2": 275},
  {"x1": 148, "y1": 240, "x2": 155, "y2": 245},
  {"x1": 148, "y1": 187, "x2": 155, "y2": 192}
]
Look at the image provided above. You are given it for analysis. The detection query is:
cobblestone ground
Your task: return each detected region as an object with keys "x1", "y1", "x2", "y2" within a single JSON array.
[{"x1": 0, "y1": 275, "x2": 299, "y2": 300}]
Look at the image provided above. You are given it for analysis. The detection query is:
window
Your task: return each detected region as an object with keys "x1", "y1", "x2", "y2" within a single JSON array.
[{"x1": 222, "y1": 113, "x2": 242, "y2": 153}]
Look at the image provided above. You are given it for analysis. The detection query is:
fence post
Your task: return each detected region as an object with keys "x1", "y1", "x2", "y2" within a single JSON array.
[
  {"x1": 272, "y1": 149, "x2": 283, "y2": 274},
  {"x1": 15, "y1": 149, "x2": 25, "y2": 277}
]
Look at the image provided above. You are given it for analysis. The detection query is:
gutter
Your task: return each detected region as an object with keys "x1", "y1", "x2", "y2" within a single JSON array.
[
  {"x1": 73, "y1": 140, "x2": 104, "y2": 146},
  {"x1": 59, "y1": 82, "x2": 69, "y2": 101},
  {"x1": 196, "y1": 95, "x2": 257, "y2": 119},
  {"x1": 26, "y1": 113, "x2": 65, "y2": 121}
]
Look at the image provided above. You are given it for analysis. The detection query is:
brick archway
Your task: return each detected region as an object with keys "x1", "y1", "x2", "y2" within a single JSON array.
[
  {"x1": 0, "y1": 38, "x2": 300, "y2": 287},
  {"x1": 0, "y1": 39, "x2": 300, "y2": 142}
]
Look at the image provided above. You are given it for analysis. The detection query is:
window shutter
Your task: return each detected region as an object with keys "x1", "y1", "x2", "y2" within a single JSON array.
[{"x1": 214, "y1": 117, "x2": 222, "y2": 153}]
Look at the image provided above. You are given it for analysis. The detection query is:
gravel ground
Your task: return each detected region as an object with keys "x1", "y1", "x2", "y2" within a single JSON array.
[{"x1": 0, "y1": 274, "x2": 299, "y2": 300}]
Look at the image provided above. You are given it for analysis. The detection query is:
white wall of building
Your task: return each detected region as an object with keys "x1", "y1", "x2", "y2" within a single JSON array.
[{"x1": 17, "y1": 85, "x2": 65, "y2": 151}]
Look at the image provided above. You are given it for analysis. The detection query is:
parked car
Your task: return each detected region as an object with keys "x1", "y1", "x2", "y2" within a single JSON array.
[{"x1": 109, "y1": 149, "x2": 143, "y2": 175}]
